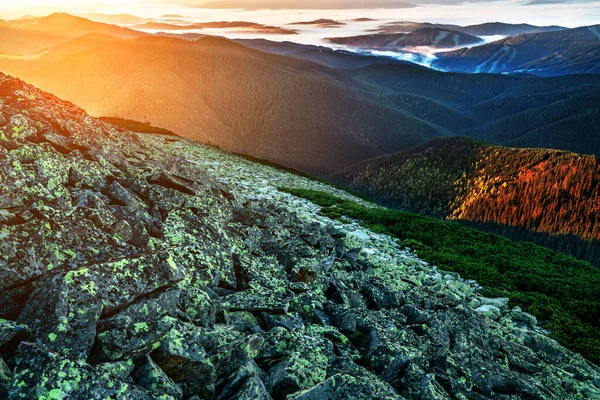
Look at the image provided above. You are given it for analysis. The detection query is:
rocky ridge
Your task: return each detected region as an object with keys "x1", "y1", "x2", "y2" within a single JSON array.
[{"x1": 0, "y1": 72, "x2": 599, "y2": 399}]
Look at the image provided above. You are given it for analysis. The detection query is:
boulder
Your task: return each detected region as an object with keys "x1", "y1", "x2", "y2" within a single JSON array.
[
  {"x1": 224, "y1": 311, "x2": 262, "y2": 333},
  {"x1": 0, "y1": 357, "x2": 10, "y2": 399},
  {"x1": 18, "y1": 251, "x2": 185, "y2": 359},
  {"x1": 0, "y1": 319, "x2": 30, "y2": 348},
  {"x1": 478, "y1": 297, "x2": 510, "y2": 309},
  {"x1": 8, "y1": 342, "x2": 165, "y2": 399},
  {"x1": 132, "y1": 356, "x2": 183, "y2": 399},
  {"x1": 152, "y1": 320, "x2": 216, "y2": 399},
  {"x1": 230, "y1": 375, "x2": 272, "y2": 400},
  {"x1": 265, "y1": 352, "x2": 328, "y2": 399},
  {"x1": 289, "y1": 373, "x2": 403, "y2": 400},
  {"x1": 210, "y1": 335, "x2": 264, "y2": 378},
  {"x1": 95, "y1": 289, "x2": 180, "y2": 361},
  {"x1": 474, "y1": 304, "x2": 502, "y2": 320}
]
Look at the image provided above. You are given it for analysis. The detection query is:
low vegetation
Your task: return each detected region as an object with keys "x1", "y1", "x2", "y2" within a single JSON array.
[
  {"x1": 281, "y1": 187, "x2": 600, "y2": 364},
  {"x1": 99, "y1": 116, "x2": 178, "y2": 136},
  {"x1": 332, "y1": 137, "x2": 600, "y2": 266}
]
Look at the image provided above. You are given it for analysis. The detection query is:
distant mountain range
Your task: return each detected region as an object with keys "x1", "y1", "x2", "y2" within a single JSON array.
[
  {"x1": 235, "y1": 39, "x2": 413, "y2": 69},
  {"x1": 433, "y1": 25, "x2": 600, "y2": 76},
  {"x1": 331, "y1": 137, "x2": 600, "y2": 265},
  {"x1": 371, "y1": 21, "x2": 565, "y2": 36},
  {"x1": 327, "y1": 27, "x2": 484, "y2": 50},
  {"x1": 0, "y1": 13, "x2": 144, "y2": 55}
]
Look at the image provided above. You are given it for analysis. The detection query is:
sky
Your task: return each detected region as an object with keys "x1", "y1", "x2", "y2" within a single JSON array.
[{"x1": 1, "y1": 0, "x2": 599, "y2": 27}]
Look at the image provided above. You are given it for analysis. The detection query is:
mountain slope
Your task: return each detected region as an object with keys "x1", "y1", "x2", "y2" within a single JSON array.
[
  {"x1": 433, "y1": 25, "x2": 600, "y2": 76},
  {"x1": 0, "y1": 36, "x2": 448, "y2": 175},
  {"x1": 459, "y1": 22, "x2": 565, "y2": 36},
  {"x1": 331, "y1": 137, "x2": 600, "y2": 265},
  {"x1": 371, "y1": 21, "x2": 564, "y2": 36},
  {"x1": 235, "y1": 39, "x2": 412, "y2": 69},
  {"x1": 351, "y1": 64, "x2": 600, "y2": 156},
  {"x1": 1, "y1": 72, "x2": 599, "y2": 400},
  {"x1": 0, "y1": 13, "x2": 145, "y2": 56},
  {"x1": 327, "y1": 27, "x2": 484, "y2": 50},
  {"x1": 2, "y1": 22, "x2": 600, "y2": 174}
]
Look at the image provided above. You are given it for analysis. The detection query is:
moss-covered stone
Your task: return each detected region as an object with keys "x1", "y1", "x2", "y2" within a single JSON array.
[{"x1": 8, "y1": 342, "x2": 169, "y2": 399}]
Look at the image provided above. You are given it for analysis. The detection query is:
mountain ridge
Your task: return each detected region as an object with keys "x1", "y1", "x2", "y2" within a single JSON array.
[{"x1": 433, "y1": 25, "x2": 600, "y2": 76}]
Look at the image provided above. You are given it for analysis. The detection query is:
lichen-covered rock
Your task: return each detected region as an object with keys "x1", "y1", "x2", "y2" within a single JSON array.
[
  {"x1": 17, "y1": 251, "x2": 185, "y2": 360},
  {"x1": 266, "y1": 352, "x2": 328, "y2": 399},
  {"x1": 95, "y1": 289, "x2": 181, "y2": 361},
  {"x1": 215, "y1": 361, "x2": 268, "y2": 400},
  {"x1": 224, "y1": 311, "x2": 262, "y2": 333},
  {"x1": 0, "y1": 357, "x2": 11, "y2": 399},
  {"x1": 17, "y1": 270, "x2": 103, "y2": 360},
  {"x1": 210, "y1": 334, "x2": 264, "y2": 378},
  {"x1": 8, "y1": 342, "x2": 168, "y2": 399},
  {"x1": 132, "y1": 356, "x2": 183, "y2": 399},
  {"x1": 0, "y1": 73, "x2": 599, "y2": 400},
  {"x1": 178, "y1": 287, "x2": 215, "y2": 327},
  {"x1": 230, "y1": 375, "x2": 272, "y2": 400},
  {"x1": 152, "y1": 320, "x2": 216, "y2": 399},
  {"x1": 98, "y1": 360, "x2": 136, "y2": 381},
  {"x1": 289, "y1": 373, "x2": 403, "y2": 400},
  {"x1": 0, "y1": 319, "x2": 29, "y2": 347}
]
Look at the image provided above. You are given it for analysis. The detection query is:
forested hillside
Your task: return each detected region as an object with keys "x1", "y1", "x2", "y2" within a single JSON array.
[{"x1": 332, "y1": 137, "x2": 600, "y2": 265}]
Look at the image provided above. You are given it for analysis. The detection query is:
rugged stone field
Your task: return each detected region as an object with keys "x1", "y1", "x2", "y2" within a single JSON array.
[{"x1": 0, "y1": 72, "x2": 599, "y2": 399}]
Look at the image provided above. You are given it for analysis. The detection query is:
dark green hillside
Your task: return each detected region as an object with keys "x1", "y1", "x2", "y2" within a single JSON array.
[
  {"x1": 282, "y1": 188, "x2": 600, "y2": 365},
  {"x1": 331, "y1": 137, "x2": 600, "y2": 265},
  {"x1": 352, "y1": 65, "x2": 600, "y2": 158}
]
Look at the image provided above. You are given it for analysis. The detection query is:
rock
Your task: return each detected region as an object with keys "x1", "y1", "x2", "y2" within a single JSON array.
[
  {"x1": 178, "y1": 287, "x2": 215, "y2": 327},
  {"x1": 222, "y1": 288, "x2": 290, "y2": 314},
  {"x1": 230, "y1": 374, "x2": 272, "y2": 400},
  {"x1": 262, "y1": 313, "x2": 304, "y2": 331},
  {"x1": 132, "y1": 356, "x2": 183, "y2": 399},
  {"x1": 17, "y1": 270, "x2": 103, "y2": 360},
  {"x1": 0, "y1": 357, "x2": 11, "y2": 399},
  {"x1": 510, "y1": 307, "x2": 538, "y2": 327},
  {"x1": 0, "y1": 319, "x2": 30, "y2": 347},
  {"x1": 474, "y1": 304, "x2": 502, "y2": 320},
  {"x1": 8, "y1": 342, "x2": 164, "y2": 399},
  {"x1": 113, "y1": 220, "x2": 134, "y2": 243},
  {"x1": 467, "y1": 298, "x2": 481, "y2": 309},
  {"x1": 224, "y1": 311, "x2": 262, "y2": 333},
  {"x1": 265, "y1": 352, "x2": 328, "y2": 399},
  {"x1": 399, "y1": 304, "x2": 430, "y2": 325},
  {"x1": 95, "y1": 289, "x2": 180, "y2": 361},
  {"x1": 98, "y1": 360, "x2": 136, "y2": 380},
  {"x1": 210, "y1": 335, "x2": 264, "y2": 378},
  {"x1": 152, "y1": 320, "x2": 216, "y2": 399},
  {"x1": 18, "y1": 251, "x2": 185, "y2": 360},
  {"x1": 478, "y1": 296, "x2": 510, "y2": 309},
  {"x1": 216, "y1": 361, "x2": 270, "y2": 400},
  {"x1": 289, "y1": 373, "x2": 403, "y2": 400}
]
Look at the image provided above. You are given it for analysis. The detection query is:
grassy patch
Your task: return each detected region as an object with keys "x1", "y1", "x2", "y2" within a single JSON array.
[{"x1": 281, "y1": 187, "x2": 600, "y2": 364}]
